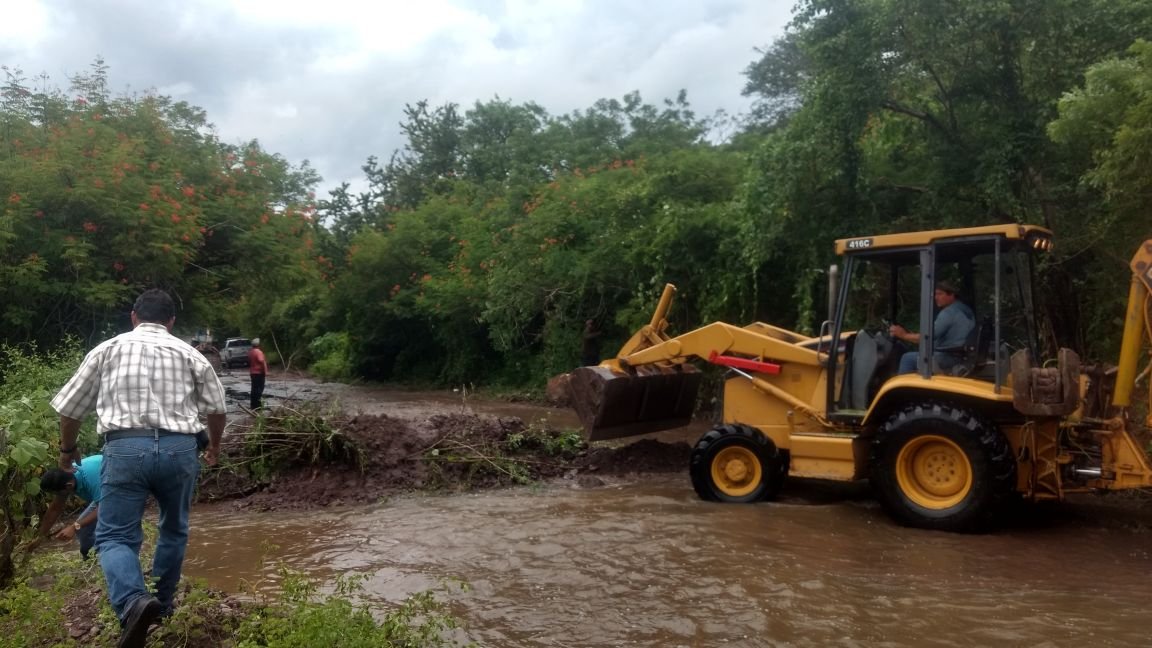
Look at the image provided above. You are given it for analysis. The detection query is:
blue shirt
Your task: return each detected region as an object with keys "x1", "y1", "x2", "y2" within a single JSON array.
[
  {"x1": 73, "y1": 455, "x2": 103, "y2": 503},
  {"x1": 934, "y1": 301, "x2": 975, "y2": 351}
]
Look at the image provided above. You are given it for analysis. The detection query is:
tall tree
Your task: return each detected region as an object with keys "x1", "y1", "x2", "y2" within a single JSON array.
[
  {"x1": 0, "y1": 62, "x2": 322, "y2": 348},
  {"x1": 740, "y1": 0, "x2": 1152, "y2": 349}
]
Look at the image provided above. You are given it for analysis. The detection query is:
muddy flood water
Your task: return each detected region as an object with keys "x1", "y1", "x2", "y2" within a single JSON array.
[{"x1": 188, "y1": 375, "x2": 1152, "y2": 647}]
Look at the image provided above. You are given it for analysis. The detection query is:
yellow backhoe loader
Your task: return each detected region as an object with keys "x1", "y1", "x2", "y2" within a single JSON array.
[{"x1": 569, "y1": 225, "x2": 1152, "y2": 531}]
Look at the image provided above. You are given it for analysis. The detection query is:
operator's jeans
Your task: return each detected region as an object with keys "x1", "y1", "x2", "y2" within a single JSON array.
[
  {"x1": 898, "y1": 351, "x2": 919, "y2": 374},
  {"x1": 898, "y1": 351, "x2": 959, "y2": 375},
  {"x1": 96, "y1": 434, "x2": 200, "y2": 623}
]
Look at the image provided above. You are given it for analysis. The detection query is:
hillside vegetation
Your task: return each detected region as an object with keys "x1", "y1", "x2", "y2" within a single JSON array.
[{"x1": 2, "y1": 1, "x2": 1151, "y2": 387}]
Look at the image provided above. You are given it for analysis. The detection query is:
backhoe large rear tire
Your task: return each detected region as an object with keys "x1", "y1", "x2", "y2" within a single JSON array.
[
  {"x1": 690, "y1": 424, "x2": 786, "y2": 503},
  {"x1": 871, "y1": 403, "x2": 1014, "y2": 532}
]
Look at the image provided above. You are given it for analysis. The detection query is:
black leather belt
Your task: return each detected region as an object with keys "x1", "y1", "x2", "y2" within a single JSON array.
[{"x1": 104, "y1": 428, "x2": 187, "y2": 441}]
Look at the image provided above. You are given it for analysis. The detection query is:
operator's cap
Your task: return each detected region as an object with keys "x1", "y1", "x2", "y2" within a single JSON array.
[{"x1": 251, "y1": 337, "x2": 260, "y2": 345}]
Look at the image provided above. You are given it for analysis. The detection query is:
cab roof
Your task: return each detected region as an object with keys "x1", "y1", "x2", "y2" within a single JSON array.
[{"x1": 834, "y1": 224, "x2": 1053, "y2": 256}]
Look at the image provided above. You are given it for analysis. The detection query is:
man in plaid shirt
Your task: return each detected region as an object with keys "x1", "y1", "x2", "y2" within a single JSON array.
[{"x1": 51, "y1": 289, "x2": 226, "y2": 648}]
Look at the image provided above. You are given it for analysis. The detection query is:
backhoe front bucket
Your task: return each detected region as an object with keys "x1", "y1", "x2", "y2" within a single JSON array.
[{"x1": 569, "y1": 364, "x2": 702, "y2": 441}]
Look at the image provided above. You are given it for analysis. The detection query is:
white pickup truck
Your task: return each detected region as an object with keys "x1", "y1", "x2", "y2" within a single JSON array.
[{"x1": 221, "y1": 338, "x2": 252, "y2": 368}]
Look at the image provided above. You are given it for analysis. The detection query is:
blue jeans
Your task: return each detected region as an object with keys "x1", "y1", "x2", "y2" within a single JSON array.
[
  {"x1": 77, "y1": 501, "x2": 97, "y2": 559},
  {"x1": 96, "y1": 434, "x2": 200, "y2": 622},
  {"x1": 898, "y1": 351, "x2": 919, "y2": 374},
  {"x1": 898, "y1": 351, "x2": 959, "y2": 375}
]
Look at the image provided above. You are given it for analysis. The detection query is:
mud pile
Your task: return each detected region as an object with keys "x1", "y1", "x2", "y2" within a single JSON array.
[{"x1": 198, "y1": 406, "x2": 691, "y2": 511}]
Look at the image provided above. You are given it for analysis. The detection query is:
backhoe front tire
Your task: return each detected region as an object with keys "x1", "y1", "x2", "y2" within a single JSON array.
[
  {"x1": 691, "y1": 424, "x2": 786, "y2": 503},
  {"x1": 871, "y1": 403, "x2": 1014, "y2": 532}
]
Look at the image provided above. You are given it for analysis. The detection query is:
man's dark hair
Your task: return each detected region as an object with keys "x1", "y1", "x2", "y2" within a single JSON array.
[
  {"x1": 935, "y1": 281, "x2": 960, "y2": 296},
  {"x1": 133, "y1": 289, "x2": 175, "y2": 323},
  {"x1": 40, "y1": 468, "x2": 75, "y2": 494}
]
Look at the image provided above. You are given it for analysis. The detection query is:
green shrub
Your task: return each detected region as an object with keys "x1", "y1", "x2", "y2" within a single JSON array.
[
  {"x1": 307, "y1": 333, "x2": 353, "y2": 382},
  {"x1": 0, "y1": 343, "x2": 91, "y2": 588}
]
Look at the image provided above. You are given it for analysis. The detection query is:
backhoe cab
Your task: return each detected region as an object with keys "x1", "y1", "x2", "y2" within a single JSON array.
[{"x1": 569, "y1": 225, "x2": 1152, "y2": 531}]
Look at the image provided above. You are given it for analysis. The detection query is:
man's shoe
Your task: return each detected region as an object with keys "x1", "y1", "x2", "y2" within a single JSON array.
[{"x1": 118, "y1": 595, "x2": 163, "y2": 648}]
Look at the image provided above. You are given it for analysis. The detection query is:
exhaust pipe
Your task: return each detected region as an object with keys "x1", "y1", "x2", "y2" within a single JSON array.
[{"x1": 828, "y1": 264, "x2": 839, "y2": 323}]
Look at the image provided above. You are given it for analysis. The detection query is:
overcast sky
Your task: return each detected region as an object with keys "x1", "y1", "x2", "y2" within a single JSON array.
[{"x1": 1, "y1": 0, "x2": 792, "y2": 195}]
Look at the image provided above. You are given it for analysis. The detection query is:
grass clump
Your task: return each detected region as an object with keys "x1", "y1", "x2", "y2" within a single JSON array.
[
  {"x1": 1, "y1": 548, "x2": 468, "y2": 647},
  {"x1": 234, "y1": 569, "x2": 464, "y2": 648}
]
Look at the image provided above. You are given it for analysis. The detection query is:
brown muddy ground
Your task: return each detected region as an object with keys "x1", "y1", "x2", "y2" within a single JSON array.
[{"x1": 196, "y1": 369, "x2": 692, "y2": 511}]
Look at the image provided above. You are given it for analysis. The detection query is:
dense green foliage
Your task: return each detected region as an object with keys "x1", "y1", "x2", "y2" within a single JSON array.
[
  {"x1": 3, "y1": 3, "x2": 1152, "y2": 387},
  {"x1": 0, "y1": 344, "x2": 88, "y2": 587},
  {"x1": 742, "y1": 0, "x2": 1152, "y2": 354},
  {"x1": 0, "y1": 59, "x2": 324, "y2": 358}
]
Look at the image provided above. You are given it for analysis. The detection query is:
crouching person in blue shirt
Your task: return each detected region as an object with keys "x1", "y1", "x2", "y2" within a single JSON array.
[{"x1": 35, "y1": 454, "x2": 103, "y2": 559}]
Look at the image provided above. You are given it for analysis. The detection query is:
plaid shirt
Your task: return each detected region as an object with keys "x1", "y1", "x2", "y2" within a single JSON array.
[{"x1": 51, "y1": 323, "x2": 227, "y2": 435}]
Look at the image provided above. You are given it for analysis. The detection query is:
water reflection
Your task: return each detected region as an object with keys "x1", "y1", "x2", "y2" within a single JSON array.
[{"x1": 186, "y1": 477, "x2": 1152, "y2": 647}]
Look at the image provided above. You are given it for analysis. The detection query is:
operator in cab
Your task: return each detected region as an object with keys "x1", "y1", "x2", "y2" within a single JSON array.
[{"x1": 889, "y1": 281, "x2": 975, "y2": 375}]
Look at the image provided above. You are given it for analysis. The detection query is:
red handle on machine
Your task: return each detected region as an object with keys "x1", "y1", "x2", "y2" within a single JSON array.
[{"x1": 707, "y1": 351, "x2": 781, "y2": 375}]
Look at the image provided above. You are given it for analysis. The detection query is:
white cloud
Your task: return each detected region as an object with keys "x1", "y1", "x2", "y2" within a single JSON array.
[
  {"x1": 0, "y1": 1, "x2": 50, "y2": 51},
  {"x1": 1, "y1": 0, "x2": 792, "y2": 195},
  {"x1": 157, "y1": 81, "x2": 196, "y2": 97}
]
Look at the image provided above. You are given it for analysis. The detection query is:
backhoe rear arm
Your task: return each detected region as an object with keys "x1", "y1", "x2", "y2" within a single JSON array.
[{"x1": 1112, "y1": 240, "x2": 1152, "y2": 414}]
